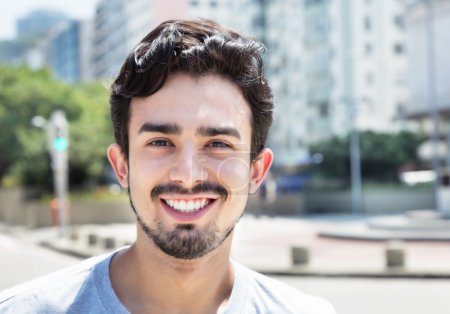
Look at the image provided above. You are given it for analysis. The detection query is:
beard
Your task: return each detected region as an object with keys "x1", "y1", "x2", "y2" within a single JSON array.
[{"x1": 129, "y1": 189, "x2": 242, "y2": 260}]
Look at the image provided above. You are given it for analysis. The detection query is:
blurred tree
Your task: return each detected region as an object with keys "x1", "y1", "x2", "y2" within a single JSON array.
[
  {"x1": 309, "y1": 131, "x2": 424, "y2": 183},
  {"x1": 68, "y1": 82, "x2": 114, "y2": 187},
  {"x1": 0, "y1": 65, "x2": 112, "y2": 189}
]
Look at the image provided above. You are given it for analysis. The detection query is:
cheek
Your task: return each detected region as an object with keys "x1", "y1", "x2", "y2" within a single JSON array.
[
  {"x1": 214, "y1": 156, "x2": 251, "y2": 194},
  {"x1": 128, "y1": 153, "x2": 171, "y2": 189},
  {"x1": 131, "y1": 150, "x2": 173, "y2": 172}
]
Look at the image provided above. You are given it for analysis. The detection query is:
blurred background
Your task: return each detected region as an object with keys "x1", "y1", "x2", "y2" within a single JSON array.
[{"x1": 0, "y1": 1, "x2": 449, "y2": 313}]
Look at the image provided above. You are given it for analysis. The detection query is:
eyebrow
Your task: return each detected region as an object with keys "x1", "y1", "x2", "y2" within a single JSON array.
[
  {"x1": 196, "y1": 126, "x2": 241, "y2": 140},
  {"x1": 138, "y1": 123, "x2": 181, "y2": 135},
  {"x1": 138, "y1": 123, "x2": 241, "y2": 140}
]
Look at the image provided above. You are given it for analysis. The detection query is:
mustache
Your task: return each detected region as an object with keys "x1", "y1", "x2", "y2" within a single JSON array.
[{"x1": 151, "y1": 182, "x2": 228, "y2": 201}]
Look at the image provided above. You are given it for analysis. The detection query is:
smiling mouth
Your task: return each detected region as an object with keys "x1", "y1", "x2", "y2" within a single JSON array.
[{"x1": 161, "y1": 198, "x2": 215, "y2": 213}]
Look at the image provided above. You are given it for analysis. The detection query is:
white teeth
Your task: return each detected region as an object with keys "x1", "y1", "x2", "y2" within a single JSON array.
[{"x1": 163, "y1": 198, "x2": 211, "y2": 213}]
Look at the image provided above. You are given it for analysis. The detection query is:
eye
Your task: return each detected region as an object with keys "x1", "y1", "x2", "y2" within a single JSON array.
[
  {"x1": 148, "y1": 139, "x2": 173, "y2": 147},
  {"x1": 206, "y1": 140, "x2": 232, "y2": 149}
]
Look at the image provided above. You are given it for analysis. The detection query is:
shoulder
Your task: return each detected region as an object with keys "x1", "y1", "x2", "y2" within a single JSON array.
[
  {"x1": 232, "y1": 262, "x2": 336, "y2": 314},
  {"x1": 0, "y1": 252, "x2": 112, "y2": 313}
]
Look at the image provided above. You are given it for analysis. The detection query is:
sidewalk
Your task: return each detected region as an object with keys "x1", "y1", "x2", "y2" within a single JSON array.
[
  {"x1": 2, "y1": 215, "x2": 450, "y2": 278},
  {"x1": 232, "y1": 215, "x2": 450, "y2": 277}
]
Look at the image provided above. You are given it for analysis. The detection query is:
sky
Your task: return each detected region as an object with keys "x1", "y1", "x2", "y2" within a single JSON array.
[{"x1": 0, "y1": 0, "x2": 99, "y2": 40}]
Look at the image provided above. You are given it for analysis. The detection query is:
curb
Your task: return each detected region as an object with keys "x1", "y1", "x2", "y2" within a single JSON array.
[
  {"x1": 256, "y1": 269, "x2": 450, "y2": 279},
  {"x1": 39, "y1": 240, "x2": 450, "y2": 279}
]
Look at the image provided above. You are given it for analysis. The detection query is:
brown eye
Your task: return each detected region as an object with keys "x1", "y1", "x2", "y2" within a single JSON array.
[
  {"x1": 149, "y1": 139, "x2": 172, "y2": 147},
  {"x1": 206, "y1": 141, "x2": 232, "y2": 148}
]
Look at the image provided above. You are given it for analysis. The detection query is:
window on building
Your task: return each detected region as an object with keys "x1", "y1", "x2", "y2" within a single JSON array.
[
  {"x1": 253, "y1": 14, "x2": 265, "y2": 29},
  {"x1": 305, "y1": 0, "x2": 324, "y2": 6},
  {"x1": 395, "y1": 71, "x2": 407, "y2": 86},
  {"x1": 328, "y1": 48, "x2": 334, "y2": 59},
  {"x1": 365, "y1": 43, "x2": 372, "y2": 55},
  {"x1": 319, "y1": 102, "x2": 329, "y2": 117},
  {"x1": 366, "y1": 72, "x2": 374, "y2": 85},
  {"x1": 394, "y1": 43, "x2": 404, "y2": 54},
  {"x1": 395, "y1": 101, "x2": 408, "y2": 121},
  {"x1": 364, "y1": 16, "x2": 371, "y2": 31},
  {"x1": 394, "y1": 15, "x2": 404, "y2": 29},
  {"x1": 396, "y1": 103, "x2": 406, "y2": 118}
]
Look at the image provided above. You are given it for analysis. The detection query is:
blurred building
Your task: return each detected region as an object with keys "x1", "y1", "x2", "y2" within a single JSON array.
[
  {"x1": 0, "y1": 40, "x2": 29, "y2": 66},
  {"x1": 303, "y1": 0, "x2": 334, "y2": 142},
  {"x1": 50, "y1": 20, "x2": 94, "y2": 83},
  {"x1": 186, "y1": 0, "x2": 261, "y2": 37},
  {"x1": 92, "y1": 0, "x2": 188, "y2": 79},
  {"x1": 262, "y1": 1, "x2": 309, "y2": 167},
  {"x1": 92, "y1": 0, "x2": 129, "y2": 79},
  {"x1": 0, "y1": 10, "x2": 71, "y2": 69},
  {"x1": 302, "y1": 0, "x2": 410, "y2": 144},
  {"x1": 404, "y1": 0, "x2": 450, "y2": 163},
  {"x1": 17, "y1": 10, "x2": 68, "y2": 40}
]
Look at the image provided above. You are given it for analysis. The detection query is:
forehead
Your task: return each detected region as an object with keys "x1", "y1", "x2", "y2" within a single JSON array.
[{"x1": 129, "y1": 72, "x2": 252, "y2": 138}]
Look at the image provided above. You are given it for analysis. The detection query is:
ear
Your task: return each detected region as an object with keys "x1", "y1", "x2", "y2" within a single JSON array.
[
  {"x1": 249, "y1": 148, "x2": 273, "y2": 194},
  {"x1": 107, "y1": 143, "x2": 129, "y2": 188}
]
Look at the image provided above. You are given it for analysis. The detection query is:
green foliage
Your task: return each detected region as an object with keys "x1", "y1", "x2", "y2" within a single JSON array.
[
  {"x1": 309, "y1": 130, "x2": 424, "y2": 183},
  {"x1": 0, "y1": 65, "x2": 113, "y2": 189}
]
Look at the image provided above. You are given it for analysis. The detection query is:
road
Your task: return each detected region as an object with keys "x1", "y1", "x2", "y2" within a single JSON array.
[
  {"x1": 1, "y1": 233, "x2": 449, "y2": 314},
  {"x1": 275, "y1": 276, "x2": 450, "y2": 314},
  {"x1": 0, "y1": 233, "x2": 81, "y2": 290}
]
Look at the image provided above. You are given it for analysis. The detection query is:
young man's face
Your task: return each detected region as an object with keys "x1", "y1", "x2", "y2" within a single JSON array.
[{"x1": 108, "y1": 72, "x2": 272, "y2": 259}]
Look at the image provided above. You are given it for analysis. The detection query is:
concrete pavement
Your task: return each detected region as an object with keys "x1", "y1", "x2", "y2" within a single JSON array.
[
  {"x1": 2, "y1": 227, "x2": 449, "y2": 314},
  {"x1": 0, "y1": 232, "x2": 81, "y2": 289},
  {"x1": 2, "y1": 214, "x2": 450, "y2": 278}
]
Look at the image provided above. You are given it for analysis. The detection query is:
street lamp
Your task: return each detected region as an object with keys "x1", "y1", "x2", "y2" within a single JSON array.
[
  {"x1": 31, "y1": 111, "x2": 70, "y2": 236},
  {"x1": 349, "y1": 101, "x2": 363, "y2": 213},
  {"x1": 423, "y1": 0, "x2": 441, "y2": 211},
  {"x1": 341, "y1": 97, "x2": 363, "y2": 214},
  {"x1": 31, "y1": 115, "x2": 47, "y2": 128}
]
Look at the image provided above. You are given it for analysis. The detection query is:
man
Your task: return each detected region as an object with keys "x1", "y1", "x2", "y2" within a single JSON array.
[{"x1": 0, "y1": 19, "x2": 335, "y2": 313}]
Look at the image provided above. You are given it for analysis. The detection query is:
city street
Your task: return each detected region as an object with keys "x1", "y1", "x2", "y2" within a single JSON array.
[
  {"x1": 1, "y1": 232, "x2": 449, "y2": 314},
  {"x1": 0, "y1": 233, "x2": 80, "y2": 290},
  {"x1": 275, "y1": 276, "x2": 450, "y2": 314},
  {"x1": 1, "y1": 0, "x2": 449, "y2": 313}
]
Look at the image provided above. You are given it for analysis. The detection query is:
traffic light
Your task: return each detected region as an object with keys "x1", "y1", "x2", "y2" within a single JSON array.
[
  {"x1": 53, "y1": 127, "x2": 69, "y2": 152},
  {"x1": 48, "y1": 110, "x2": 69, "y2": 154}
]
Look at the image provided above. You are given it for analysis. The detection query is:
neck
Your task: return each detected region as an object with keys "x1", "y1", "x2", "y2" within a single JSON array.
[{"x1": 110, "y1": 229, "x2": 235, "y2": 314}]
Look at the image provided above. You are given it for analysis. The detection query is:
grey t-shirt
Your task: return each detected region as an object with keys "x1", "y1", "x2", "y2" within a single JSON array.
[{"x1": 0, "y1": 250, "x2": 335, "y2": 313}]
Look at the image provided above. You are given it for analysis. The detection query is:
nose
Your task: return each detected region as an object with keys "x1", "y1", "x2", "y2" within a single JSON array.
[{"x1": 169, "y1": 146, "x2": 208, "y2": 186}]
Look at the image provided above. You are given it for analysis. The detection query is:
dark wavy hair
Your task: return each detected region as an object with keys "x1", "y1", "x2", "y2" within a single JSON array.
[{"x1": 110, "y1": 19, "x2": 273, "y2": 161}]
